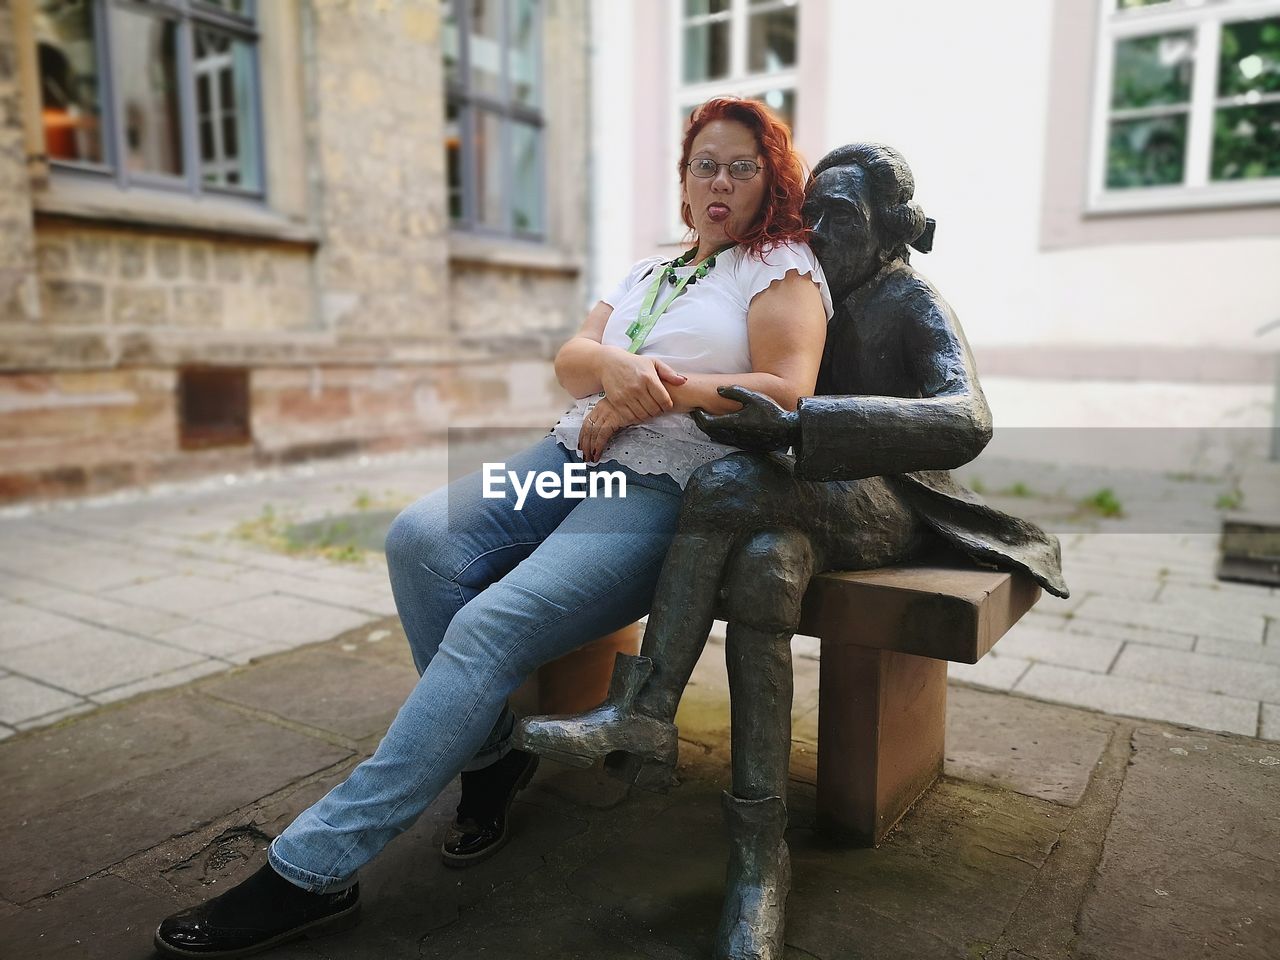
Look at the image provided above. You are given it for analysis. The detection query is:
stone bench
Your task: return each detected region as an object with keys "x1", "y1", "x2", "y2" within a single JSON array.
[
  {"x1": 796, "y1": 565, "x2": 1041, "y2": 846},
  {"x1": 523, "y1": 565, "x2": 1040, "y2": 848}
]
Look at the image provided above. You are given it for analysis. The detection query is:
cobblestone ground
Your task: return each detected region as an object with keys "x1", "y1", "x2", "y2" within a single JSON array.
[{"x1": 0, "y1": 445, "x2": 1275, "y2": 741}]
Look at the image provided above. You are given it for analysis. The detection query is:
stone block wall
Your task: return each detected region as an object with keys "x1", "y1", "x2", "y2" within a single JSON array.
[{"x1": 0, "y1": 0, "x2": 590, "y2": 504}]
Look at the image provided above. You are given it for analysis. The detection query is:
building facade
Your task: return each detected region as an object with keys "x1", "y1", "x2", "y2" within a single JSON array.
[
  {"x1": 592, "y1": 0, "x2": 1280, "y2": 472},
  {"x1": 0, "y1": 0, "x2": 590, "y2": 502}
]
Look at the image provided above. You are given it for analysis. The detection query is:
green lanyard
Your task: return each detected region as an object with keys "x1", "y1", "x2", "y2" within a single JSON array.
[{"x1": 624, "y1": 244, "x2": 732, "y2": 354}]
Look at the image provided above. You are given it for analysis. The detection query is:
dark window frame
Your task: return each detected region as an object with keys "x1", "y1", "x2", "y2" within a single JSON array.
[
  {"x1": 443, "y1": 0, "x2": 546, "y2": 240},
  {"x1": 41, "y1": 0, "x2": 266, "y2": 202}
]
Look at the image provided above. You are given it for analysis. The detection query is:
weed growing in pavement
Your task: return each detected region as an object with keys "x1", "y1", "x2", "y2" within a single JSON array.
[
  {"x1": 231, "y1": 504, "x2": 369, "y2": 565},
  {"x1": 1003, "y1": 481, "x2": 1035, "y2": 498},
  {"x1": 1080, "y1": 488, "x2": 1124, "y2": 518},
  {"x1": 1214, "y1": 489, "x2": 1244, "y2": 511}
]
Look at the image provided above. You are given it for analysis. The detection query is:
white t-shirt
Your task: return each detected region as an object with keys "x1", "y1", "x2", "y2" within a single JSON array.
[{"x1": 549, "y1": 241, "x2": 834, "y2": 487}]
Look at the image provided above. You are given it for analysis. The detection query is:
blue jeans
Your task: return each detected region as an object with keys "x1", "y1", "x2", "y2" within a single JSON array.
[{"x1": 268, "y1": 436, "x2": 683, "y2": 891}]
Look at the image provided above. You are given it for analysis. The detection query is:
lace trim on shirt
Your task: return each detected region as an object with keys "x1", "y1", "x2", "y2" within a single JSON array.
[{"x1": 547, "y1": 396, "x2": 739, "y2": 488}]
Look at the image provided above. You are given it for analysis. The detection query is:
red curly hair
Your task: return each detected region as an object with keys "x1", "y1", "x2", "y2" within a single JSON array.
[{"x1": 679, "y1": 97, "x2": 809, "y2": 259}]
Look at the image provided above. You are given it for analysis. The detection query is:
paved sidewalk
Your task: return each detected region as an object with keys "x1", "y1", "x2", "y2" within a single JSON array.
[
  {"x1": 1, "y1": 614, "x2": 1277, "y2": 959},
  {"x1": 1, "y1": 446, "x2": 1276, "y2": 742}
]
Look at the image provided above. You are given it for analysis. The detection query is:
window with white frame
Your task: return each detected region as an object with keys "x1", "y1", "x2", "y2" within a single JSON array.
[
  {"x1": 442, "y1": 0, "x2": 544, "y2": 239},
  {"x1": 1091, "y1": 0, "x2": 1280, "y2": 210},
  {"x1": 35, "y1": 0, "x2": 264, "y2": 197},
  {"x1": 670, "y1": 0, "x2": 799, "y2": 234}
]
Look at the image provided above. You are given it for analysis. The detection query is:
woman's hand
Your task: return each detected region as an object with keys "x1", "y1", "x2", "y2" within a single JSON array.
[
  {"x1": 598, "y1": 350, "x2": 687, "y2": 423},
  {"x1": 577, "y1": 396, "x2": 634, "y2": 463}
]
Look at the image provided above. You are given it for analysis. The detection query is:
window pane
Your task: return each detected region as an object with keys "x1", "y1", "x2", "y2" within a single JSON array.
[
  {"x1": 442, "y1": 0, "x2": 460, "y2": 88},
  {"x1": 750, "y1": 88, "x2": 795, "y2": 129},
  {"x1": 510, "y1": 121, "x2": 542, "y2": 234},
  {"x1": 685, "y1": 0, "x2": 730, "y2": 16},
  {"x1": 475, "y1": 109, "x2": 505, "y2": 229},
  {"x1": 1218, "y1": 16, "x2": 1280, "y2": 98},
  {"x1": 1111, "y1": 32, "x2": 1195, "y2": 109},
  {"x1": 683, "y1": 21, "x2": 730, "y2": 83},
  {"x1": 748, "y1": 7, "x2": 797, "y2": 73},
  {"x1": 468, "y1": 0, "x2": 503, "y2": 99},
  {"x1": 446, "y1": 98, "x2": 464, "y2": 222},
  {"x1": 112, "y1": 8, "x2": 184, "y2": 176},
  {"x1": 194, "y1": 28, "x2": 261, "y2": 191},
  {"x1": 1212, "y1": 103, "x2": 1280, "y2": 180},
  {"x1": 1106, "y1": 114, "x2": 1187, "y2": 187},
  {"x1": 509, "y1": 0, "x2": 539, "y2": 106},
  {"x1": 36, "y1": 0, "x2": 106, "y2": 164}
]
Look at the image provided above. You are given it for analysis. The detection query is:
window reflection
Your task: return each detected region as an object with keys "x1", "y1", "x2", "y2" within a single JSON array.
[
  {"x1": 113, "y1": 7, "x2": 184, "y2": 176},
  {"x1": 36, "y1": 0, "x2": 105, "y2": 165},
  {"x1": 194, "y1": 28, "x2": 261, "y2": 191}
]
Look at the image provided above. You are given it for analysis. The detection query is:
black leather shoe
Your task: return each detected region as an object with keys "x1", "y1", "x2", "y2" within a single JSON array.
[
  {"x1": 441, "y1": 749, "x2": 539, "y2": 868},
  {"x1": 153, "y1": 863, "x2": 360, "y2": 958}
]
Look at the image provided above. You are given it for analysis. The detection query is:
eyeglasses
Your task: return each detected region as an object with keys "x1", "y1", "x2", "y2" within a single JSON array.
[{"x1": 687, "y1": 158, "x2": 762, "y2": 180}]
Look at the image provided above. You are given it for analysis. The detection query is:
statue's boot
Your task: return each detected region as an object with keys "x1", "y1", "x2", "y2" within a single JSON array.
[
  {"x1": 513, "y1": 652, "x2": 677, "y2": 789},
  {"x1": 514, "y1": 530, "x2": 733, "y2": 790},
  {"x1": 714, "y1": 793, "x2": 790, "y2": 960}
]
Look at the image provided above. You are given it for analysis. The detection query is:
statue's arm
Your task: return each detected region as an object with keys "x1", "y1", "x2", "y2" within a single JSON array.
[{"x1": 793, "y1": 291, "x2": 993, "y2": 482}]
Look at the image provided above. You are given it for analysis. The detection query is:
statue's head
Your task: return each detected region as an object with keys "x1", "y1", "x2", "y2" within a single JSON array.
[{"x1": 804, "y1": 143, "x2": 932, "y2": 301}]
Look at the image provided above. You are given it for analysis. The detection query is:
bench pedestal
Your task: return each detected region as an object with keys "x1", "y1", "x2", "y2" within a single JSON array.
[
  {"x1": 799, "y1": 566, "x2": 1041, "y2": 847},
  {"x1": 817, "y1": 645, "x2": 947, "y2": 845}
]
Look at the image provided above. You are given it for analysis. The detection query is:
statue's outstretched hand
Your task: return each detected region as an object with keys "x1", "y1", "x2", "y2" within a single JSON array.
[{"x1": 691, "y1": 386, "x2": 799, "y2": 452}]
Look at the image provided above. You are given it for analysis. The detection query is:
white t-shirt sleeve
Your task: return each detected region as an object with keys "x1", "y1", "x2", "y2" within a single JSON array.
[
  {"x1": 734, "y1": 242, "x2": 834, "y2": 322},
  {"x1": 602, "y1": 256, "x2": 666, "y2": 308}
]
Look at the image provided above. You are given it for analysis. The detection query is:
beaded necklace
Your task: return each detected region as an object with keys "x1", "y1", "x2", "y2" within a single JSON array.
[{"x1": 624, "y1": 243, "x2": 735, "y2": 354}]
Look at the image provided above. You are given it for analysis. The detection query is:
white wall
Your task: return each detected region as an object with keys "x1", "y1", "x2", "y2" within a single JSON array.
[{"x1": 820, "y1": 0, "x2": 1280, "y2": 350}]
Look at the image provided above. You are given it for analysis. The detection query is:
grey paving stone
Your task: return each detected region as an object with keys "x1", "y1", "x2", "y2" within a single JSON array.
[
  {"x1": 994, "y1": 622, "x2": 1122, "y2": 673},
  {"x1": 945, "y1": 685, "x2": 1116, "y2": 807},
  {"x1": 104, "y1": 574, "x2": 268, "y2": 614},
  {"x1": 947, "y1": 653, "x2": 1031, "y2": 691},
  {"x1": 0, "y1": 626, "x2": 206, "y2": 696},
  {"x1": 1061, "y1": 617, "x2": 1195, "y2": 651},
  {"x1": 0, "y1": 553, "x2": 173, "y2": 592},
  {"x1": 1073, "y1": 594, "x2": 1266, "y2": 644},
  {"x1": 198, "y1": 593, "x2": 377, "y2": 645},
  {"x1": 1262, "y1": 703, "x2": 1278, "y2": 741},
  {"x1": 1049, "y1": 569, "x2": 1161, "y2": 602},
  {"x1": 1158, "y1": 582, "x2": 1280, "y2": 620},
  {"x1": 1196, "y1": 635, "x2": 1280, "y2": 666},
  {"x1": 1112, "y1": 643, "x2": 1280, "y2": 702},
  {"x1": 201, "y1": 648, "x2": 416, "y2": 742},
  {"x1": 223, "y1": 568, "x2": 391, "y2": 613},
  {"x1": 155, "y1": 622, "x2": 272, "y2": 659},
  {"x1": 0, "y1": 675, "x2": 84, "y2": 726},
  {"x1": 13, "y1": 701, "x2": 97, "y2": 732},
  {"x1": 88, "y1": 660, "x2": 229, "y2": 706},
  {"x1": 0, "y1": 874, "x2": 175, "y2": 960},
  {"x1": 1015, "y1": 663, "x2": 1259, "y2": 736},
  {"x1": 0, "y1": 693, "x2": 351, "y2": 902},
  {"x1": 21, "y1": 589, "x2": 188, "y2": 637},
  {"x1": 1076, "y1": 727, "x2": 1280, "y2": 960},
  {"x1": 0, "y1": 724, "x2": 13, "y2": 742},
  {"x1": 0, "y1": 575, "x2": 61, "y2": 602},
  {"x1": 0, "y1": 604, "x2": 86, "y2": 651}
]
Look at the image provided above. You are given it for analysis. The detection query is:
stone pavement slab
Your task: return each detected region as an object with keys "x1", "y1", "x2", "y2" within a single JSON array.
[
  {"x1": 1076, "y1": 727, "x2": 1280, "y2": 960},
  {"x1": 1, "y1": 617, "x2": 1279, "y2": 959},
  {"x1": 1015, "y1": 662, "x2": 1260, "y2": 736},
  {"x1": 0, "y1": 625, "x2": 206, "y2": 696},
  {"x1": 943, "y1": 685, "x2": 1116, "y2": 806},
  {"x1": 0, "y1": 692, "x2": 352, "y2": 903}
]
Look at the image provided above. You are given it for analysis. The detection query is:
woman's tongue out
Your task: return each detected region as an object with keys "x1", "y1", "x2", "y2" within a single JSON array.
[{"x1": 707, "y1": 203, "x2": 731, "y2": 223}]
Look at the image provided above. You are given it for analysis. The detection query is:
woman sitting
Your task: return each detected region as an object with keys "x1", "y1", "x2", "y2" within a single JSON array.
[{"x1": 152, "y1": 95, "x2": 830, "y2": 959}]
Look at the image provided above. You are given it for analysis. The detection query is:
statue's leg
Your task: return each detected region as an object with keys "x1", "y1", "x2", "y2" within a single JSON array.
[
  {"x1": 716, "y1": 527, "x2": 816, "y2": 960},
  {"x1": 514, "y1": 459, "x2": 738, "y2": 785}
]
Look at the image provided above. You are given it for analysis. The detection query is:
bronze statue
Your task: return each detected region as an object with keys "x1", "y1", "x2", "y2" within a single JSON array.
[{"x1": 515, "y1": 143, "x2": 1069, "y2": 960}]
